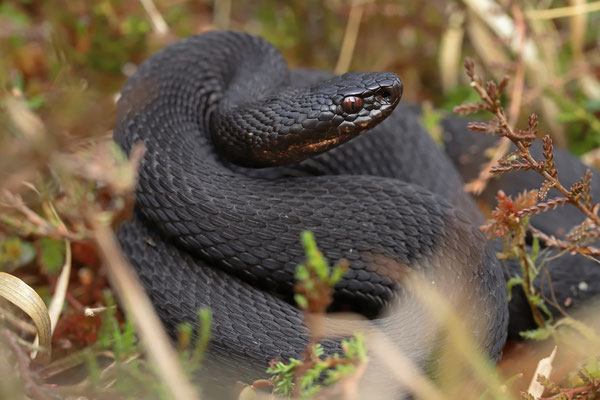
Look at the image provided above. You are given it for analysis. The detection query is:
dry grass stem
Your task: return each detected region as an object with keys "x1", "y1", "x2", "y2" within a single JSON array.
[
  {"x1": 461, "y1": 0, "x2": 538, "y2": 64},
  {"x1": 31, "y1": 238, "x2": 70, "y2": 361},
  {"x1": 367, "y1": 330, "x2": 447, "y2": 400},
  {"x1": 139, "y1": 0, "x2": 168, "y2": 36},
  {"x1": 45, "y1": 241, "x2": 70, "y2": 335},
  {"x1": 91, "y1": 221, "x2": 200, "y2": 400},
  {"x1": 439, "y1": 7, "x2": 465, "y2": 93},
  {"x1": 463, "y1": 2, "x2": 527, "y2": 194},
  {"x1": 525, "y1": 1, "x2": 600, "y2": 20},
  {"x1": 465, "y1": 138, "x2": 511, "y2": 194},
  {"x1": 334, "y1": 1, "x2": 364, "y2": 75},
  {"x1": 0, "y1": 307, "x2": 37, "y2": 336},
  {"x1": 213, "y1": 0, "x2": 232, "y2": 30}
]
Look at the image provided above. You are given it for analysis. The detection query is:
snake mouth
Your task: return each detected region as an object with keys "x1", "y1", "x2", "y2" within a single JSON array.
[
  {"x1": 287, "y1": 136, "x2": 344, "y2": 154},
  {"x1": 212, "y1": 71, "x2": 403, "y2": 167}
]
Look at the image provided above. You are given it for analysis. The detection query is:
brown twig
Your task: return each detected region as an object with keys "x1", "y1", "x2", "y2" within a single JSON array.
[
  {"x1": 459, "y1": 58, "x2": 600, "y2": 228},
  {"x1": 540, "y1": 379, "x2": 600, "y2": 400},
  {"x1": 0, "y1": 307, "x2": 38, "y2": 335},
  {"x1": 529, "y1": 226, "x2": 600, "y2": 259},
  {"x1": 334, "y1": 1, "x2": 364, "y2": 75},
  {"x1": 540, "y1": 268, "x2": 571, "y2": 319}
]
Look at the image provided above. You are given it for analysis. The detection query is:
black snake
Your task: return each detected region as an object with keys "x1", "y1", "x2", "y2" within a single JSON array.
[{"x1": 113, "y1": 31, "x2": 599, "y2": 397}]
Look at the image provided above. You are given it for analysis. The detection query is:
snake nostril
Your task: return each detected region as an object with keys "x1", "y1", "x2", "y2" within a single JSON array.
[
  {"x1": 381, "y1": 89, "x2": 392, "y2": 101},
  {"x1": 377, "y1": 87, "x2": 397, "y2": 104}
]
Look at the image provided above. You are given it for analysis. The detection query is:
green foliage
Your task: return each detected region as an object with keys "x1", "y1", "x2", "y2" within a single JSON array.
[
  {"x1": 267, "y1": 335, "x2": 367, "y2": 399},
  {"x1": 0, "y1": 237, "x2": 35, "y2": 270},
  {"x1": 80, "y1": 294, "x2": 213, "y2": 399},
  {"x1": 299, "y1": 230, "x2": 329, "y2": 283},
  {"x1": 267, "y1": 357, "x2": 304, "y2": 397},
  {"x1": 519, "y1": 325, "x2": 555, "y2": 341},
  {"x1": 177, "y1": 309, "x2": 212, "y2": 375},
  {"x1": 530, "y1": 356, "x2": 600, "y2": 400},
  {"x1": 568, "y1": 356, "x2": 600, "y2": 388},
  {"x1": 37, "y1": 237, "x2": 64, "y2": 275},
  {"x1": 421, "y1": 101, "x2": 445, "y2": 145},
  {"x1": 294, "y1": 230, "x2": 347, "y2": 311},
  {"x1": 340, "y1": 334, "x2": 367, "y2": 362},
  {"x1": 266, "y1": 232, "x2": 365, "y2": 399},
  {"x1": 96, "y1": 291, "x2": 139, "y2": 360},
  {"x1": 0, "y1": 3, "x2": 30, "y2": 27},
  {"x1": 506, "y1": 275, "x2": 523, "y2": 302},
  {"x1": 549, "y1": 90, "x2": 600, "y2": 155}
]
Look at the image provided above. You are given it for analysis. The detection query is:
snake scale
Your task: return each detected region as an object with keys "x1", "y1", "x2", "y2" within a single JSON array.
[{"x1": 113, "y1": 31, "x2": 599, "y2": 397}]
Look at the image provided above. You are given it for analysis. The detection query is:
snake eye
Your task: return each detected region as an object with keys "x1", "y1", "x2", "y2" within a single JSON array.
[{"x1": 342, "y1": 96, "x2": 363, "y2": 114}]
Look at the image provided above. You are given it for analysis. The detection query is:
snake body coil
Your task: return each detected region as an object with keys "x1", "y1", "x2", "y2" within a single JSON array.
[{"x1": 114, "y1": 31, "x2": 509, "y2": 397}]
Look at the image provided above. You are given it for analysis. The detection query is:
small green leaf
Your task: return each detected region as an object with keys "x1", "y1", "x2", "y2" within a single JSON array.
[
  {"x1": 85, "y1": 348, "x2": 101, "y2": 383},
  {"x1": 26, "y1": 95, "x2": 45, "y2": 110},
  {"x1": 38, "y1": 237, "x2": 65, "y2": 275},
  {"x1": 506, "y1": 276, "x2": 523, "y2": 301},
  {"x1": 530, "y1": 235, "x2": 540, "y2": 264},
  {"x1": 312, "y1": 343, "x2": 324, "y2": 358},
  {"x1": 177, "y1": 321, "x2": 193, "y2": 350},
  {"x1": 295, "y1": 264, "x2": 309, "y2": 281},
  {"x1": 295, "y1": 294, "x2": 308, "y2": 309},
  {"x1": 519, "y1": 325, "x2": 554, "y2": 340},
  {"x1": 191, "y1": 308, "x2": 211, "y2": 366},
  {"x1": 531, "y1": 295, "x2": 553, "y2": 321},
  {"x1": 122, "y1": 315, "x2": 136, "y2": 353},
  {"x1": 328, "y1": 264, "x2": 345, "y2": 286}
]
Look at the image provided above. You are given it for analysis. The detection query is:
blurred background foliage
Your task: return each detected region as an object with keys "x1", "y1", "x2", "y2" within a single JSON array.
[
  {"x1": 1, "y1": 0, "x2": 600, "y2": 399},
  {"x1": 1, "y1": 0, "x2": 599, "y2": 158}
]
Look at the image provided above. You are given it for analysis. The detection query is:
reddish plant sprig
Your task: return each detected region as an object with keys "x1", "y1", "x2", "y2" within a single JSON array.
[
  {"x1": 515, "y1": 197, "x2": 569, "y2": 219},
  {"x1": 457, "y1": 58, "x2": 600, "y2": 331},
  {"x1": 533, "y1": 374, "x2": 600, "y2": 400},
  {"x1": 490, "y1": 161, "x2": 534, "y2": 175},
  {"x1": 455, "y1": 58, "x2": 600, "y2": 233}
]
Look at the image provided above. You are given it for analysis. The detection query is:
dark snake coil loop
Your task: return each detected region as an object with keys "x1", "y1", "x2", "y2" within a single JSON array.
[{"x1": 114, "y1": 31, "x2": 509, "y2": 397}]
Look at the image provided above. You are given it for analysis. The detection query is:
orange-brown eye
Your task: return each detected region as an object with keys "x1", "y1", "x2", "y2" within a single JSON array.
[{"x1": 342, "y1": 96, "x2": 363, "y2": 113}]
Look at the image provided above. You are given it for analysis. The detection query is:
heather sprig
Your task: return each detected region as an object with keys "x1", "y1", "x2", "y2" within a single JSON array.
[
  {"x1": 456, "y1": 58, "x2": 600, "y2": 330},
  {"x1": 261, "y1": 232, "x2": 366, "y2": 399}
]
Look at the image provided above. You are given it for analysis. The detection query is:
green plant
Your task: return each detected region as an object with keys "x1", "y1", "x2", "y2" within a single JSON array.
[
  {"x1": 177, "y1": 309, "x2": 212, "y2": 376},
  {"x1": 263, "y1": 231, "x2": 367, "y2": 399}
]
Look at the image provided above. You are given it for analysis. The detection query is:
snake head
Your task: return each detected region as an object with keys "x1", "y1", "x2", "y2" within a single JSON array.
[
  {"x1": 212, "y1": 71, "x2": 403, "y2": 167},
  {"x1": 323, "y1": 71, "x2": 403, "y2": 134}
]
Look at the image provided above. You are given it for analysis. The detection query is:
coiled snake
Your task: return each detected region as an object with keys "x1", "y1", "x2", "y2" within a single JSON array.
[{"x1": 114, "y1": 31, "x2": 512, "y2": 397}]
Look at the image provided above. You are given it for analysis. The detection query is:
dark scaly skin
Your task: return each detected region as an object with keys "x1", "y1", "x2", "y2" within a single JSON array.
[
  {"x1": 213, "y1": 71, "x2": 402, "y2": 166},
  {"x1": 114, "y1": 31, "x2": 508, "y2": 397}
]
